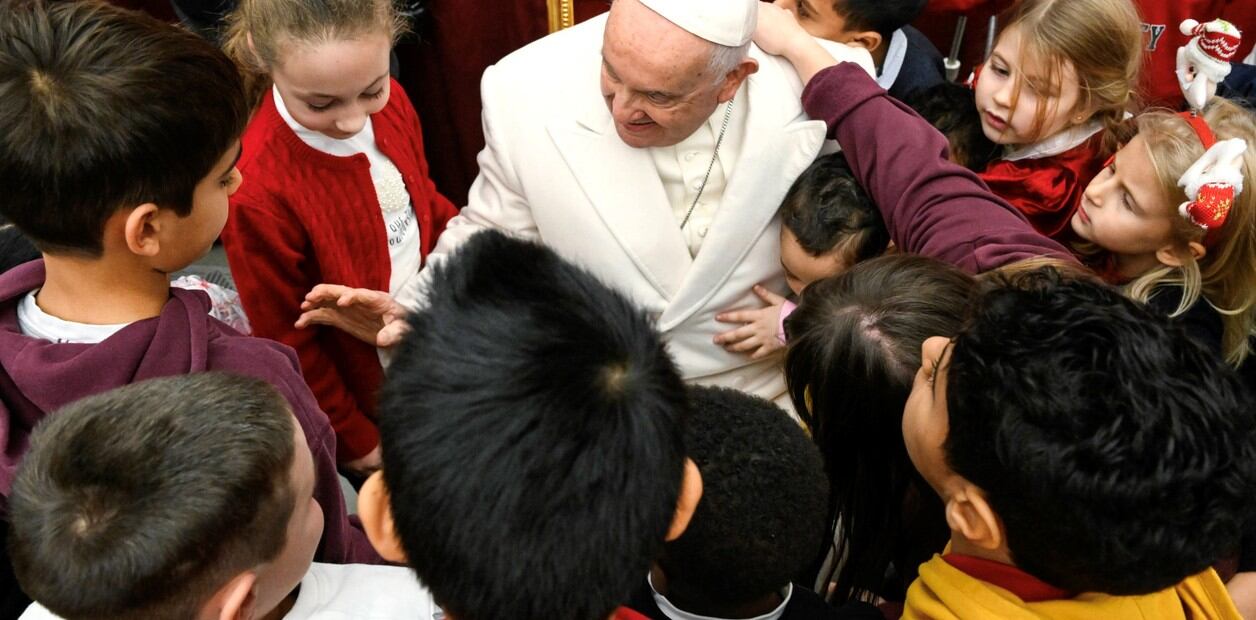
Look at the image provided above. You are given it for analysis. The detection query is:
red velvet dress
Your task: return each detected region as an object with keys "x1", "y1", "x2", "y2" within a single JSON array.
[{"x1": 978, "y1": 130, "x2": 1107, "y2": 244}]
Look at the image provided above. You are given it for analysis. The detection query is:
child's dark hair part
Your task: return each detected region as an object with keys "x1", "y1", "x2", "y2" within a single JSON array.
[
  {"x1": 7, "y1": 373, "x2": 296, "y2": 619},
  {"x1": 0, "y1": 0, "x2": 249, "y2": 256},
  {"x1": 785, "y1": 255, "x2": 973, "y2": 602},
  {"x1": 780, "y1": 153, "x2": 888, "y2": 265},
  {"x1": 378, "y1": 230, "x2": 689, "y2": 620},
  {"x1": 660, "y1": 386, "x2": 829, "y2": 609},
  {"x1": 945, "y1": 269, "x2": 1256, "y2": 594}
]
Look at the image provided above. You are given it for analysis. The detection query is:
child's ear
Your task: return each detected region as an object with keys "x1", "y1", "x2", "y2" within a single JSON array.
[
  {"x1": 944, "y1": 483, "x2": 1004, "y2": 553},
  {"x1": 1155, "y1": 241, "x2": 1206, "y2": 268},
  {"x1": 122, "y1": 203, "x2": 163, "y2": 258},
  {"x1": 666, "y1": 458, "x2": 704, "y2": 541},
  {"x1": 358, "y1": 470, "x2": 408, "y2": 563},
  {"x1": 846, "y1": 31, "x2": 883, "y2": 54},
  {"x1": 210, "y1": 571, "x2": 258, "y2": 620}
]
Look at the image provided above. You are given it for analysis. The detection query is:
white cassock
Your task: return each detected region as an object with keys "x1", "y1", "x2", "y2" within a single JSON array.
[{"x1": 404, "y1": 14, "x2": 873, "y2": 410}]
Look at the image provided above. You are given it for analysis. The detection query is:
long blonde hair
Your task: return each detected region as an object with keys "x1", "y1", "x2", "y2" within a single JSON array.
[
  {"x1": 222, "y1": 0, "x2": 407, "y2": 108},
  {"x1": 997, "y1": 0, "x2": 1142, "y2": 150},
  {"x1": 1125, "y1": 99, "x2": 1256, "y2": 365}
]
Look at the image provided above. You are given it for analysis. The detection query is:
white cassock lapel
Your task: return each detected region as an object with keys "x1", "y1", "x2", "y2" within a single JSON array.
[
  {"x1": 659, "y1": 52, "x2": 826, "y2": 330},
  {"x1": 547, "y1": 48, "x2": 825, "y2": 317},
  {"x1": 547, "y1": 58, "x2": 693, "y2": 302}
]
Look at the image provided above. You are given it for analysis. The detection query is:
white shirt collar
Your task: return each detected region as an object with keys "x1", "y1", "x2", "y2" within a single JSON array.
[
  {"x1": 1002, "y1": 119, "x2": 1105, "y2": 162},
  {"x1": 875, "y1": 29, "x2": 908, "y2": 91},
  {"x1": 272, "y1": 85, "x2": 375, "y2": 157},
  {"x1": 647, "y1": 573, "x2": 792, "y2": 620}
]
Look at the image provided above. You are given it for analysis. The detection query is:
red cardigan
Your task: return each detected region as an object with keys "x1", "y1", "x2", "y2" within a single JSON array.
[
  {"x1": 978, "y1": 132, "x2": 1106, "y2": 244},
  {"x1": 223, "y1": 80, "x2": 458, "y2": 460}
]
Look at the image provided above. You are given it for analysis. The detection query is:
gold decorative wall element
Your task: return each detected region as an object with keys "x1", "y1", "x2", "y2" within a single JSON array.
[{"x1": 547, "y1": 0, "x2": 575, "y2": 32}]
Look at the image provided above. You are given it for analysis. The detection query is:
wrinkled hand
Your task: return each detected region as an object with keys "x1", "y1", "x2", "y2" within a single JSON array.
[
  {"x1": 296, "y1": 284, "x2": 411, "y2": 348},
  {"x1": 753, "y1": 1, "x2": 812, "y2": 57},
  {"x1": 342, "y1": 444, "x2": 382, "y2": 478},
  {"x1": 713, "y1": 285, "x2": 789, "y2": 360}
]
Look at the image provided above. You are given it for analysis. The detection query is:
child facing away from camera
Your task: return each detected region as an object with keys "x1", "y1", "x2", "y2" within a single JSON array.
[
  {"x1": 973, "y1": 0, "x2": 1143, "y2": 243},
  {"x1": 714, "y1": 153, "x2": 887, "y2": 359},
  {"x1": 355, "y1": 231, "x2": 699, "y2": 620},
  {"x1": 899, "y1": 269, "x2": 1255, "y2": 618},
  {"x1": 784, "y1": 255, "x2": 974, "y2": 608},
  {"x1": 628, "y1": 385, "x2": 882, "y2": 620},
  {"x1": 771, "y1": 0, "x2": 944, "y2": 101},
  {"x1": 221, "y1": 0, "x2": 460, "y2": 477},
  {"x1": 0, "y1": 0, "x2": 375, "y2": 568},
  {"x1": 754, "y1": 5, "x2": 1256, "y2": 368},
  {"x1": 9, "y1": 374, "x2": 434, "y2": 620}
]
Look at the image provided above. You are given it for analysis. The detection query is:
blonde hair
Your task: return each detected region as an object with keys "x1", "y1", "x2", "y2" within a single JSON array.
[
  {"x1": 998, "y1": 0, "x2": 1142, "y2": 150},
  {"x1": 1125, "y1": 99, "x2": 1256, "y2": 366},
  {"x1": 223, "y1": 0, "x2": 407, "y2": 107}
]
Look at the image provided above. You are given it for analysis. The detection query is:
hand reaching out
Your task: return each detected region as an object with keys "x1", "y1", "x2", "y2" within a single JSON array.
[
  {"x1": 296, "y1": 284, "x2": 411, "y2": 348},
  {"x1": 714, "y1": 285, "x2": 790, "y2": 360}
]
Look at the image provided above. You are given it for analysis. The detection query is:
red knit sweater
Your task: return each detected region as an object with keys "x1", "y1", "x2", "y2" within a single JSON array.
[
  {"x1": 223, "y1": 80, "x2": 458, "y2": 460},
  {"x1": 978, "y1": 131, "x2": 1106, "y2": 244}
]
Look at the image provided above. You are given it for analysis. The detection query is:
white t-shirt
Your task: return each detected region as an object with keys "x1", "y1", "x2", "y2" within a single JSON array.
[
  {"x1": 17, "y1": 292, "x2": 127, "y2": 344},
  {"x1": 648, "y1": 573, "x2": 792, "y2": 620},
  {"x1": 875, "y1": 29, "x2": 908, "y2": 91},
  {"x1": 274, "y1": 86, "x2": 422, "y2": 298},
  {"x1": 20, "y1": 563, "x2": 440, "y2": 620}
]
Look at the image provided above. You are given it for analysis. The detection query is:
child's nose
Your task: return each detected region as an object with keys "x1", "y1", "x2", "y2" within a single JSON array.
[{"x1": 335, "y1": 113, "x2": 367, "y2": 136}]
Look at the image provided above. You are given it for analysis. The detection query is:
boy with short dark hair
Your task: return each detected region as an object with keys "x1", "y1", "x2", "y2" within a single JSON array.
[
  {"x1": 356, "y1": 230, "x2": 702, "y2": 620},
  {"x1": 9, "y1": 374, "x2": 430, "y2": 620},
  {"x1": 629, "y1": 386, "x2": 878, "y2": 620},
  {"x1": 775, "y1": 0, "x2": 944, "y2": 100},
  {"x1": 0, "y1": 0, "x2": 374, "y2": 563},
  {"x1": 901, "y1": 269, "x2": 1256, "y2": 618}
]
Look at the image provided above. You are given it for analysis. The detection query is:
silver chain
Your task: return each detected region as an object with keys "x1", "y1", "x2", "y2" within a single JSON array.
[{"x1": 680, "y1": 97, "x2": 735, "y2": 229}]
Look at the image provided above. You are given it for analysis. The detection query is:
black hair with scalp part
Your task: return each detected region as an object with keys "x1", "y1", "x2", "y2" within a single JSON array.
[
  {"x1": 378, "y1": 230, "x2": 689, "y2": 620},
  {"x1": 945, "y1": 269, "x2": 1256, "y2": 594}
]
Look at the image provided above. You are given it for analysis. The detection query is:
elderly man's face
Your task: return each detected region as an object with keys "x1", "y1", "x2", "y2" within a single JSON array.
[{"x1": 601, "y1": 0, "x2": 730, "y2": 148}]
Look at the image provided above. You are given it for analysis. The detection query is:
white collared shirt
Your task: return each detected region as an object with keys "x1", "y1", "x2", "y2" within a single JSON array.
[
  {"x1": 875, "y1": 29, "x2": 908, "y2": 91},
  {"x1": 648, "y1": 573, "x2": 793, "y2": 620},
  {"x1": 648, "y1": 88, "x2": 749, "y2": 256},
  {"x1": 1002, "y1": 119, "x2": 1105, "y2": 162}
]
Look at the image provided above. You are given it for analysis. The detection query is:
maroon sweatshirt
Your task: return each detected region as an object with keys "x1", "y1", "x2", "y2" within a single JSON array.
[
  {"x1": 801, "y1": 62, "x2": 1078, "y2": 273},
  {"x1": 0, "y1": 260, "x2": 380, "y2": 564}
]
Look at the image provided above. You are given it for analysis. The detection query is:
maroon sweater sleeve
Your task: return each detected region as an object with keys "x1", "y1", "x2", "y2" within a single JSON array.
[{"x1": 801, "y1": 63, "x2": 1078, "y2": 274}]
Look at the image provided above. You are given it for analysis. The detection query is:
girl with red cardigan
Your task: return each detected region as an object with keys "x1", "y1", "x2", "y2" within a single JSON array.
[{"x1": 222, "y1": 0, "x2": 457, "y2": 475}]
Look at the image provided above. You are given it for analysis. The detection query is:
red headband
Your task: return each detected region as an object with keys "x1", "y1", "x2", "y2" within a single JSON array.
[{"x1": 1177, "y1": 111, "x2": 1234, "y2": 246}]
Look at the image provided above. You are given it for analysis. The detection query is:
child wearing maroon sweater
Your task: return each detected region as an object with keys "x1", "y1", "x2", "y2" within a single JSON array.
[
  {"x1": 221, "y1": 0, "x2": 459, "y2": 475},
  {"x1": 0, "y1": 1, "x2": 377, "y2": 592}
]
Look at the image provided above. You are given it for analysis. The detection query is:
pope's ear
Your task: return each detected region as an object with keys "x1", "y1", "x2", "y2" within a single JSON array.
[
  {"x1": 716, "y1": 58, "x2": 758, "y2": 103},
  {"x1": 358, "y1": 470, "x2": 408, "y2": 563}
]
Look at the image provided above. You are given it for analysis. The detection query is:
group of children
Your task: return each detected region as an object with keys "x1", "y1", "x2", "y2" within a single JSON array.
[{"x1": 1, "y1": 0, "x2": 1255, "y2": 618}]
